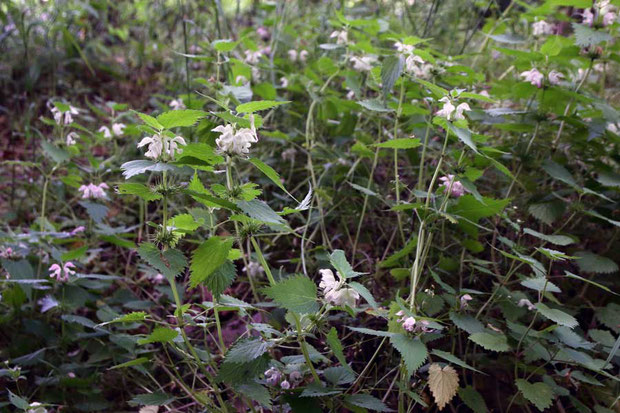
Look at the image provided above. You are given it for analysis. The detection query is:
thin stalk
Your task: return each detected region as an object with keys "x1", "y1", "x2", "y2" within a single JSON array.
[
  {"x1": 250, "y1": 236, "x2": 276, "y2": 286},
  {"x1": 293, "y1": 313, "x2": 321, "y2": 383}
]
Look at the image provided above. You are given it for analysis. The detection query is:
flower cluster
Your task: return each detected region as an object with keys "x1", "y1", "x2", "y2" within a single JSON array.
[
  {"x1": 170, "y1": 99, "x2": 186, "y2": 110},
  {"x1": 439, "y1": 175, "x2": 466, "y2": 198},
  {"x1": 435, "y1": 97, "x2": 470, "y2": 121},
  {"x1": 79, "y1": 183, "x2": 109, "y2": 199},
  {"x1": 520, "y1": 68, "x2": 564, "y2": 88},
  {"x1": 49, "y1": 262, "x2": 76, "y2": 282},
  {"x1": 532, "y1": 19, "x2": 554, "y2": 36},
  {"x1": 330, "y1": 30, "x2": 348, "y2": 45},
  {"x1": 98, "y1": 123, "x2": 126, "y2": 138},
  {"x1": 350, "y1": 55, "x2": 376, "y2": 71},
  {"x1": 319, "y1": 269, "x2": 359, "y2": 307},
  {"x1": 49, "y1": 104, "x2": 78, "y2": 125},
  {"x1": 288, "y1": 49, "x2": 309, "y2": 63},
  {"x1": 212, "y1": 118, "x2": 258, "y2": 156},
  {"x1": 137, "y1": 134, "x2": 186, "y2": 160},
  {"x1": 66, "y1": 132, "x2": 79, "y2": 146},
  {"x1": 396, "y1": 311, "x2": 433, "y2": 333},
  {"x1": 264, "y1": 367, "x2": 299, "y2": 389}
]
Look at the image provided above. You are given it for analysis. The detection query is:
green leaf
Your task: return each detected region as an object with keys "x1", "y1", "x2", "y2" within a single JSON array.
[
  {"x1": 375, "y1": 138, "x2": 421, "y2": 149},
  {"x1": 515, "y1": 379, "x2": 554, "y2": 411},
  {"x1": 326, "y1": 327, "x2": 354, "y2": 373},
  {"x1": 431, "y1": 350, "x2": 483, "y2": 373},
  {"x1": 448, "y1": 124, "x2": 477, "y2": 152},
  {"x1": 263, "y1": 274, "x2": 319, "y2": 314},
  {"x1": 381, "y1": 55, "x2": 404, "y2": 98},
  {"x1": 8, "y1": 390, "x2": 29, "y2": 410},
  {"x1": 236, "y1": 382, "x2": 272, "y2": 408},
  {"x1": 135, "y1": 112, "x2": 164, "y2": 130},
  {"x1": 451, "y1": 195, "x2": 510, "y2": 222},
  {"x1": 138, "y1": 243, "x2": 187, "y2": 281},
  {"x1": 348, "y1": 326, "x2": 396, "y2": 337},
  {"x1": 572, "y1": 23, "x2": 612, "y2": 47},
  {"x1": 138, "y1": 327, "x2": 178, "y2": 345},
  {"x1": 349, "y1": 282, "x2": 378, "y2": 309},
  {"x1": 156, "y1": 109, "x2": 207, "y2": 129},
  {"x1": 190, "y1": 237, "x2": 234, "y2": 288},
  {"x1": 128, "y1": 391, "x2": 175, "y2": 406},
  {"x1": 225, "y1": 338, "x2": 272, "y2": 363},
  {"x1": 469, "y1": 332, "x2": 510, "y2": 352},
  {"x1": 212, "y1": 38, "x2": 240, "y2": 52},
  {"x1": 329, "y1": 249, "x2": 363, "y2": 279},
  {"x1": 528, "y1": 201, "x2": 565, "y2": 226},
  {"x1": 236, "y1": 100, "x2": 290, "y2": 113},
  {"x1": 536, "y1": 303, "x2": 579, "y2": 328},
  {"x1": 324, "y1": 366, "x2": 356, "y2": 385},
  {"x1": 237, "y1": 200, "x2": 290, "y2": 232},
  {"x1": 120, "y1": 160, "x2": 177, "y2": 179},
  {"x1": 523, "y1": 228, "x2": 574, "y2": 246},
  {"x1": 390, "y1": 334, "x2": 428, "y2": 377},
  {"x1": 61, "y1": 245, "x2": 88, "y2": 261},
  {"x1": 104, "y1": 311, "x2": 147, "y2": 325},
  {"x1": 574, "y1": 251, "x2": 618, "y2": 274},
  {"x1": 117, "y1": 183, "x2": 162, "y2": 202},
  {"x1": 78, "y1": 201, "x2": 108, "y2": 224},
  {"x1": 564, "y1": 271, "x2": 619, "y2": 296},
  {"x1": 346, "y1": 394, "x2": 394, "y2": 412},
  {"x1": 300, "y1": 383, "x2": 343, "y2": 397},
  {"x1": 110, "y1": 357, "x2": 150, "y2": 369},
  {"x1": 450, "y1": 312, "x2": 485, "y2": 334},
  {"x1": 248, "y1": 158, "x2": 291, "y2": 196},
  {"x1": 170, "y1": 213, "x2": 202, "y2": 232},
  {"x1": 521, "y1": 276, "x2": 561, "y2": 293},
  {"x1": 41, "y1": 141, "x2": 70, "y2": 163},
  {"x1": 459, "y1": 386, "x2": 488, "y2": 412},
  {"x1": 357, "y1": 99, "x2": 394, "y2": 112},
  {"x1": 541, "y1": 160, "x2": 578, "y2": 188}
]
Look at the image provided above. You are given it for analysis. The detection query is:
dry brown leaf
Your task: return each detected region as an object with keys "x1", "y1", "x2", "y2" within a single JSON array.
[{"x1": 428, "y1": 363, "x2": 459, "y2": 411}]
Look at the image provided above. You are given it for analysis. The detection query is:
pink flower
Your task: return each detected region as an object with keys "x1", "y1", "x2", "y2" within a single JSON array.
[
  {"x1": 436, "y1": 98, "x2": 456, "y2": 120},
  {"x1": 532, "y1": 20, "x2": 553, "y2": 36},
  {"x1": 70, "y1": 226, "x2": 86, "y2": 235},
  {"x1": 603, "y1": 11, "x2": 617, "y2": 26},
  {"x1": 518, "y1": 298, "x2": 536, "y2": 311},
  {"x1": 520, "y1": 68, "x2": 544, "y2": 88},
  {"x1": 439, "y1": 175, "x2": 466, "y2": 197},
  {"x1": 264, "y1": 367, "x2": 282, "y2": 386},
  {"x1": 256, "y1": 26, "x2": 270, "y2": 40},
  {"x1": 583, "y1": 9, "x2": 595, "y2": 26},
  {"x1": 402, "y1": 317, "x2": 417, "y2": 332},
  {"x1": 460, "y1": 294, "x2": 473, "y2": 309},
  {"x1": 79, "y1": 183, "x2": 109, "y2": 199},
  {"x1": 49, "y1": 262, "x2": 76, "y2": 282},
  {"x1": 280, "y1": 380, "x2": 291, "y2": 390},
  {"x1": 548, "y1": 70, "x2": 564, "y2": 85}
]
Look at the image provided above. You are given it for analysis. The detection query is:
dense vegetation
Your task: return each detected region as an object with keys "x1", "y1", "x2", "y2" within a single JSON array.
[{"x1": 1, "y1": 0, "x2": 619, "y2": 412}]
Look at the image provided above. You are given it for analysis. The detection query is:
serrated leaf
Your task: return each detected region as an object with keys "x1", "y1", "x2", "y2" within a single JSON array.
[
  {"x1": 523, "y1": 228, "x2": 574, "y2": 246},
  {"x1": 528, "y1": 202, "x2": 565, "y2": 226},
  {"x1": 156, "y1": 109, "x2": 207, "y2": 129},
  {"x1": 236, "y1": 100, "x2": 289, "y2": 113},
  {"x1": 346, "y1": 394, "x2": 393, "y2": 412},
  {"x1": 469, "y1": 332, "x2": 510, "y2": 352},
  {"x1": 212, "y1": 38, "x2": 239, "y2": 52},
  {"x1": 128, "y1": 392, "x2": 175, "y2": 406},
  {"x1": 574, "y1": 251, "x2": 618, "y2": 274},
  {"x1": 390, "y1": 334, "x2": 428, "y2": 377},
  {"x1": 541, "y1": 160, "x2": 578, "y2": 188},
  {"x1": 349, "y1": 281, "x2": 378, "y2": 309},
  {"x1": 136, "y1": 112, "x2": 164, "y2": 130},
  {"x1": 381, "y1": 55, "x2": 404, "y2": 98},
  {"x1": 521, "y1": 277, "x2": 561, "y2": 293},
  {"x1": 138, "y1": 327, "x2": 178, "y2": 345},
  {"x1": 347, "y1": 326, "x2": 396, "y2": 337},
  {"x1": 110, "y1": 357, "x2": 150, "y2": 370},
  {"x1": 326, "y1": 327, "x2": 351, "y2": 371},
  {"x1": 263, "y1": 274, "x2": 319, "y2": 314},
  {"x1": 448, "y1": 124, "x2": 477, "y2": 152},
  {"x1": 375, "y1": 138, "x2": 421, "y2": 149},
  {"x1": 79, "y1": 201, "x2": 108, "y2": 224},
  {"x1": 117, "y1": 183, "x2": 162, "y2": 202},
  {"x1": 8, "y1": 390, "x2": 29, "y2": 410},
  {"x1": 237, "y1": 200, "x2": 290, "y2": 232},
  {"x1": 329, "y1": 249, "x2": 363, "y2": 279},
  {"x1": 236, "y1": 382, "x2": 271, "y2": 408},
  {"x1": 225, "y1": 338, "x2": 272, "y2": 363},
  {"x1": 572, "y1": 23, "x2": 612, "y2": 47},
  {"x1": 120, "y1": 160, "x2": 177, "y2": 179},
  {"x1": 138, "y1": 243, "x2": 187, "y2": 281},
  {"x1": 515, "y1": 379, "x2": 553, "y2": 411},
  {"x1": 300, "y1": 384, "x2": 343, "y2": 397},
  {"x1": 536, "y1": 303, "x2": 579, "y2": 328},
  {"x1": 324, "y1": 366, "x2": 356, "y2": 385},
  {"x1": 105, "y1": 311, "x2": 147, "y2": 325},
  {"x1": 428, "y1": 363, "x2": 459, "y2": 411},
  {"x1": 41, "y1": 141, "x2": 70, "y2": 163},
  {"x1": 357, "y1": 99, "x2": 394, "y2": 112},
  {"x1": 190, "y1": 237, "x2": 233, "y2": 288},
  {"x1": 459, "y1": 386, "x2": 488, "y2": 412},
  {"x1": 170, "y1": 214, "x2": 202, "y2": 232},
  {"x1": 431, "y1": 350, "x2": 483, "y2": 374},
  {"x1": 248, "y1": 158, "x2": 290, "y2": 196},
  {"x1": 450, "y1": 312, "x2": 485, "y2": 334}
]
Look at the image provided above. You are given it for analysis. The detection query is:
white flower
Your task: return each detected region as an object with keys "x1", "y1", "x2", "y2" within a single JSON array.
[
  {"x1": 319, "y1": 268, "x2": 338, "y2": 293},
  {"x1": 405, "y1": 54, "x2": 424, "y2": 72},
  {"x1": 98, "y1": 126, "x2": 112, "y2": 138},
  {"x1": 394, "y1": 41, "x2": 414, "y2": 54},
  {"x1": 244, "y1": 49, "x2": 263, "y2": 64},
  {"x1": 603, "y1": 11, "x2": 617, "y2": 26},
  {"x1": 454, "y1": 103, "x2": 471, "y2": 120},
  {"x1": 532, "y1": 20, "x2": 553, "y2": 36},
  {"x1": 138, "y1": 134, "x2": 164, "y2": 159},
  {"x1": 325, "y1": 287, "x2": 359, "y2": 307},
  {"x1": 280, "y1": 76, "x2": 289, "y2": 88},
  {"x1": 460, "y1": 294, "x2": 473, "y2": 309},
  {"x1": 79, "y1": 183, "x2": 109, "y2": 199},
  {"x1": 112, "y1": 122, "x2": 126, "y2": 136},
  {"x1": 439, "y1": 175, "x2": 466, "y2": 197},
  {"x1": 66, "y1": 132, "x2": 79, "y2": 146},
  {"x1": 583, "y1": 9, "x2": 595, "y2": 26},
  {"x1": 350, "y1": 56, "x2": 376, "y2": 71},
  {"x1": 280, "y1": 380, "x2": 291, "y2": 389},
  {"x1": 169, "y1": 99, "x2": 186, "y2": 110},
  {"x1": 435, "y1": 97, "x2": 456, "y2": 120},
  {"x1": 235, "y1": 75, "x2": 248, "y2": 85},
  {"x1": 548, "y1": 70, "x2": 564, "y2": 85},
  {"x1": 330, "y1": 30, "x2": 348, "y2": 45},
  {"x1": 287, "y1": 49, "x2": 298, "y2": 61},
  {"x1": 520, "y1": 68, "x2": 543, "y2": 88},
  {"x1": 212, "y1": 118, "x2": 258, "y2": 156},
  {"x1": 49, "y1": 262, "x2": 75, "y2": 282},
  {"x1": 50, "y1": 105, "x2": 78, "y2": 125},
  {"x1": 166, "y1": 136, "x2": 186, "y2": 157},
  {"x1": 299, "y1": 50, "x2": 309, "y2": 62},
  {"x1": 38, "y1": 295, "x2": 59, "y2": 313},
  {"x1": 518, "y1": 298, "x2": 536, "y2": 311},
  {"x1": 252, "y1": 66, "x2": 261, "y2": 82},
  {"x1": 243, "y1": 261, "x2": 264, "y2": 277},
  {"x1": 606, "y1": 122, "x2": 619, "y2": 134},
  {"x1": 27, "y1": 402, "x2": 48, "y2": 413}
]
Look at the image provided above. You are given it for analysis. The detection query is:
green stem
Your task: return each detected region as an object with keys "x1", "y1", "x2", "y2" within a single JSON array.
[
  {"x1": 250, "y1": 236, "x2": 276, "y2": 286},
  {"x1": 293, "y1": 313, "x2": 321, "y2": 383}
]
